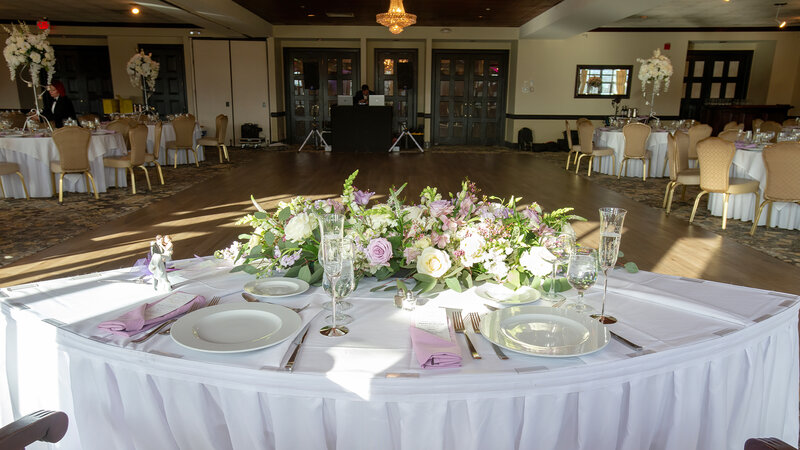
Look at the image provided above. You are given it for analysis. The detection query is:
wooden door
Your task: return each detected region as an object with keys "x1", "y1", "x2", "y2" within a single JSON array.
[
  {"x1": 375, "y1": 49, "x2": 417, "y2": 134},
  {"x1": 52, "y1": 45, "x2": 113, "y2": 116},
  {"x1": 142, "y1": 44, "x2": 188, "y2": 116},
  {"x1": 680, "y1": 50, "x2": 753, "y2": 120}
]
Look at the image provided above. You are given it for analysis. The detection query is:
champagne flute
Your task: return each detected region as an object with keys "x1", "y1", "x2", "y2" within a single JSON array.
[
  {"x1": 322, "y1": 238, "x2": 355, "y2": 325},
  {"x1": 592, "y1": 208, "x2": 626, "y2": 324},
  {"x1": 566, "y1": 248, "x2": 598, "y2": 313},
  {"x1": 539, "y1": 232, "x2": 575, "y2": 304},
  {"x1": 317, "y1": 213, "x2": 348, "y2": 337}
]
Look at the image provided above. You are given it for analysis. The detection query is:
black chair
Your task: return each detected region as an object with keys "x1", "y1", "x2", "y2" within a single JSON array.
[
  {"x1": 744, "y1": 438, "x2": 797, "y2": 450},
  {"x1": 518, "y1": 127, "x2": 533, "y2": 151},
  {"x1": 0, "y1": 410, "x2": 69, "y2": 449}
]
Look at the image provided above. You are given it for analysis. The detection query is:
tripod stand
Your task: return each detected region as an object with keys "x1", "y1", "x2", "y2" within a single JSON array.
[
  {"x1": 298, "y1": 105, "x2": 329, "y2": 152},
  {"x1": 388, "y1": 121, "x2": 424, "y2": 153}
]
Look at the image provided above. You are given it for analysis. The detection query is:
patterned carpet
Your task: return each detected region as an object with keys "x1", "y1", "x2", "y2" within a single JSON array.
[{"x1": 1, "y1": 145, "x2": 798, "y2": 269}]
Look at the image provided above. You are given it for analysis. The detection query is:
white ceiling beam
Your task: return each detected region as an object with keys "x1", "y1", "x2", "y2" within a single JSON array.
[
  {"x1": 143, "y1": 0, "x2": 273, "y2": 38},
  {"x1": 519, "y1": 0, "x2": 663, "y2": 39}
]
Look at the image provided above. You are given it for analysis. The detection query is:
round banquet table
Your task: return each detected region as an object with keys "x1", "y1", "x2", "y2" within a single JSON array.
[
  {"x1": 1, "y1": 258, "x2": 797, "y2": 450},
  {"x1": 146, "y1": 123, "x2": 204, "y2": 166},
  {"x1": 0, "y1": 131, "x2": 127, "y2": 198},
  {"x1": 593, "y1": 128, "x2": 670, "y2": 178}
]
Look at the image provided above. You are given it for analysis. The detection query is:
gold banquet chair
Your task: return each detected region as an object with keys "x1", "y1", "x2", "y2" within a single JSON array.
[
  {"x1": 564, "y1": 120, "x2": 582, "y2": 170},
  {"x1": 105, "y1": 119, "x2": 131, "y2": 151},
  {"x1": 165, "y1": 116, "x2": 199, "y2": 168},
  {"x1": 689, "y1": 137, "x2": 760, "y2": 230},
  {"x1": 50, "y1": 126, "x2": 98, "y2": 203},
  {"x1": 0, "y1": 162, "x2": 30, "y2": 200},
  {"x1": 196, "y1": 114, "x2": 230, "y2": 163},
  {"x1": 575, "y1": 120, "x2": 615, "y2": 176},
  {"x1": 687, "y1": 123, "x2": 712, "y2": 164},
  {"x1": 103, "y1": 125, "x2": 151, "y2": 194},
  {"x1": 663, "y1": 132, "x2": 699, "y2": 214},
  {"x1": 760, "y1": 121, "x2": 782, "y2": 143},
  {"x1": 145, "y1": 121, "x2": 165, "y2": 185},
  {"x1": 618, "y1": 122, "x2": 652, "y2": 181},
  {"x1": 783, "y1": 118, "x2": 798, "y2": 127},
  {"x1": 722, "y1": 121, "x2": 742, "y2": 131},
  {"x1": 749, "y1": 142, "x2": 800, "y2": 235},
  {"x1": 718, "y1": 130, "x2": 740, "y2": 142},
  {"x1": 752, "y1": 118, "x2": 764, "y2": 131}
]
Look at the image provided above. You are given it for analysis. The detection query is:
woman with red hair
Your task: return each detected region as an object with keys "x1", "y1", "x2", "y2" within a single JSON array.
[{"x1": 42, "y1": 80, "x2": 76, "y2": 128}]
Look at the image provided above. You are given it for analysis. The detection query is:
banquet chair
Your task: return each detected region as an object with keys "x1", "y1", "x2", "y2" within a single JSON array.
[
  {"x1": 196, "y1": 114, "x2": 230, "y2": 163},
  {"x1": 723, "y1": 121, "x2": 743, "y2": 131},
  {"x1": 689, "y1": 137, "x2": 760, "y2": 230},
  {"x1": 165, "y1": 116, "x2": 199, "y2": 168},
  {"x1": 103, "y1": 125, "x2": 151, "y2": 194},
  {"x1": 0, "y1": 410, "x2": 69, "y2": 449},
  {"x1": 782, "y1": 118, "x2": 798, "y2": 127},
  {"x1": 575, "y1": 120, "x2": 615, "y2": 176},
  {"x1": 618, "y1": 122, "x2": 652, "y2": 181},
  {"x1": 105, "y1": 119, "x2": 131, "y2": 151},
  {"x1": 144, "y1": 121, "x2": 165, "y2": 185},
  {"x1": 744, "y1": 438, "x2": 797, "y2": 450},
  {"x1": 51, "y1": 126, "x2": 98, "y2": 203},
  {"x1": 752, "y1": 118, "x2": 764, "y2": 131},
  {"x1": 663, "y1": 132, "x2": 699, "y2": 214},
  {"x1": 0, "y1": 162, "x2": 30, "y2": 200},
  {"x1": 718, "y1": 130, "x2": 739, "y2": 142},
  {"x1": 760, "y1": 121, "x2": 782, "y2": 143},
  {"x1": 564, "y1": 120, "x2": 581, "y2": 170},
  {"x1": 749, "y1": 142, "x2": 800, "y2": 235},
  {"x1": 687, "y1": 123, "x2": 713, "y2": 163}
]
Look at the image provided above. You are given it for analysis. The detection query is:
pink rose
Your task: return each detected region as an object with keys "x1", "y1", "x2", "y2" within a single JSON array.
[{"x1": 366, "y1": 237, "x2": 393, "y2": 266}]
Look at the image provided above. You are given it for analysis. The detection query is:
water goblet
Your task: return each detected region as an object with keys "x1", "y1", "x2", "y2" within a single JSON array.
[
  {"x1": 591, "y1": 208, "x2": 626, "y2": 324},
  {"x1": 566, "y1": 248, "x2": 598, "y2": 313},
  {"x1": 539, "y1": 232, "x2": 575, "y2": 304}
]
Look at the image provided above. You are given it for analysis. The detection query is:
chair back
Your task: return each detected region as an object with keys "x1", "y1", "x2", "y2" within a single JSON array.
[
  {"x1": 762, "y1": 142, "x2": 800, "y2": 202},
  {"x1": 106, "y1": 119, "x2": 131, "y2": 150},
  {"x1": 128, "y1": 125, "x2": 148, "y2": 166},
  {"x1": 718, "y1": 130, "x2": 739, "y2": 142},
  {"x1": 782, "y1": 118, "x2": 797, "y2": 127},
  {"x1": 124, "y1": 118, "x2": 142, "y2": 128},
  {"x1": 0, "y1": 410, "x2": 69, "y2": 449},
  {"x1": 722, "y1": 121, "x2": 741, "y2": 131},
  {"x1": 152, "y1": 121, "x2": 163, "y2": 159},
  {"x1": 565, "y1": 120, "x2": 574, "y2": 150},
  {"x1": 52, "y1": 127, "x2": 92, "y2": 172},
  {"x1": 171, "y1": 116, "x2": 195, "y2": 147},
  {"x1": 675, "y1": 131, "x2": 691, "y2": 174},
  {"x1": 696, "y1": 137, "x2": 735, "y2": 193},
  {"x1": 687, "y1": 124, "x2": 712, "y2": 159},
  {"x1": 622, "y1": 123, "x2": 651, "y2": 158},
  {"x1": 577, "y1": 120, "x2": 595, "y2": 154},
  {"x1": 215, "y1": 114, "x2": 229, "y2": 143},
  {"x1": 667, "y1": 133, "x2": 679, "y2": 181},
  {"x1": 760, "y1": 121, "x2": 782, "y2": 143},
  {"x1": 752, "y1": 118, "x2": 764, "y2": 131}
]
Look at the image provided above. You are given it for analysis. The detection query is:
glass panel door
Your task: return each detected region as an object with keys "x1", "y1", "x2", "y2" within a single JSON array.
[{"x1": 375, "y1": 49, "x2": 418, "y2": 135}]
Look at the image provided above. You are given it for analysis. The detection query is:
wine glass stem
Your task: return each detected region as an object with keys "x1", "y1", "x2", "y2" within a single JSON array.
[
  {"x1": 549, "y1": 261, "x2": 558, "y2": 295},
  {"x1": 600, "y1": 268, "x2": 609, "y2": 318},
  {"x1": 330, "y1": 275, "x2": 339, "y2": 329}
]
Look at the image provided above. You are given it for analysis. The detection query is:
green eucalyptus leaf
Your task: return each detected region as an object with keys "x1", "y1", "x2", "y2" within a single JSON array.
[
  {"x1": 445, "y1": 277, "x2": 462, "y2": 293},
  {"x1": 242, "y1": 265, "x2": 259, "y2": 275},
  {"x1": 284, "y1": 265, "x2": 301, "y2": 278},
  {"x1": 413, "y1": 273, "x2": 436, "y2": 283},
  {"x1": 248, "y1": 245, "x2": 263, "y2": 258},
  {"x1": 230, "y1": 264, "x2": 246, "y2": 273},
  {"x1": 277, "y1": 207, "x2": 292, "y2": 223},
  {"x1": 297, "y1": 265, "x2": 312, "y2": 283},
  {"x1": 396, "y1": 279, "x2": 408, "y2": 292},
  {"x1": 617, "y1": 250, "x2": 625, "y2": 258},
  {"x1": 238, "y1": 233, "x2": 251, "y2": 240},
  {"x1": 475, "y1": 273, "x2": 494, "y2": 282},
  {"x1": 253, "y1": 211, "x2": 267, "y2": 220},
  {"x1": 624, "y1": 262, "x2": 639, "y2": 273},
  {"x1": 507, "y1": 270, "x2": 520, "y2": 289}
]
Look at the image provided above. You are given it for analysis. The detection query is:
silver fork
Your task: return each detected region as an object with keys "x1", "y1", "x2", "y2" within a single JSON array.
[
  {"x1": 451, "y1": 311, "x2": 481, "y2": 359},
  {"x1": 469, "y1": 312, "x2": 508, "y2": 360},
  {"x1": 157, "y1": 296, "x2": 221, "y2": 336}
]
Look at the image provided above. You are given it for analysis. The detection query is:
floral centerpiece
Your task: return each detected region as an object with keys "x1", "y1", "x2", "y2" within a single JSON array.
[
  {"x1": 217, "y1": 171, "x2": 583, "y2": 294},
  {"x1": 2, "y1": 22, "x2": 56, "y2": 112},
  {"x1": 637, "y1": 49, "x2": 673, "y2": 116},
  {"x1": 126, "y1": 49, "x2": 159, "y2": 110},
  {"x1": 587, "y1": 76, "x2": 602, "y2": 89}
]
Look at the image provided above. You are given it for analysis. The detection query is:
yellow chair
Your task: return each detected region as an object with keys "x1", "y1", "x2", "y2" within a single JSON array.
[
  {"x1": 663, "y1": 132, "x2": 699, "y2": 214},
  {"x1": 717, "y1": 130, "x2": 739, "y2": 142},
  {"x1": 689, "y1": 137, "x2": 760, "y2": 230},
  {"x1": 752, "y1": 118, "x2": 764, "y2": 131},
  {"x1": 750, "y1": 142, "x2": 800, "y2": 235},
  {"x1": 145, "y1": 121, "x2": 165, "y2": 185},
  {"x1": 196, "y1": 114, "x2": 230, "y2": 163},
  {"x1": 760, "y1": 121, "x2": 782, "y2": 143},
  {"x1": 575, "y1": 120, "x2": 615, "y2": 176},
  {"x1": 618, "y1": 122, "x2": 652, "y2": 181},
  {"x1": 722, "y1": 121, "x2": 742, "y2": 131},
  {"x1": 105, "y1": 119, "x2": 131, "y2": 151},
  {"x1": 50, "y1": 126, "x2": 98, "y2": 203},
  {"x1": 103, "y1": 125, "x2": 151, "y2": 194},
  {"x1": 0, "y1": 162, "x2": 30, "y2": 199},
  {"x1": 165, "y1": 116, "x2": 199, "y2": 168},
  {"x1": 564, "y1": 120, "x2": 581, "y2": 170},
  {"x1": 687, "y1": 123, "x2": 712, "y2": 164}
]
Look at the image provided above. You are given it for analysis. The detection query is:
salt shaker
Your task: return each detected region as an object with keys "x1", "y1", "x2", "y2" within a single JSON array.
[{"x1": 402, "y1": 291, "x2": 416, "y2": 311}]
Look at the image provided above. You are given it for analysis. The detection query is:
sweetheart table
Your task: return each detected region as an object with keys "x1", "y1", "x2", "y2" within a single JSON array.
[{"x1": 1, "y1": 258, "x2": 797, "y2": 449}]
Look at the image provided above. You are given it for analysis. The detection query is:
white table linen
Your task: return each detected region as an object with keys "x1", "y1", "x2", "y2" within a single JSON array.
[
  {"x1": 146, "y1": 123, "x2": 204, "y2": 166},
  {"x1": 707, "y1": 148, "x2": 800, "y2": 230},
  {"x1": 1, "y1": 259, "x2": 797, "y2": 450},
  {"x1": 593, "y1": 128, "x2": 669, "y2": 178},
  {"x1": 0, "y1": 132, "x2": 127, "y2": 198}
]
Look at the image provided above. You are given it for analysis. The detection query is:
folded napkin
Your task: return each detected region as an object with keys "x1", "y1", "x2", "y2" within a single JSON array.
[
  {"x1": 98, "y1": 292, "x2": 206, "y2": 336},
  {"x1": 735, "y1": 142, "x2": 758, "y2": 150},
  {"x1": 409, "y1": 326, "x2": 462, "y2": 369}
]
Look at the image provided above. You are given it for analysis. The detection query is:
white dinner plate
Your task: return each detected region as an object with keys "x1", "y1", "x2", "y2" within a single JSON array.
[
  {"x1": 475, "y1": 284, "x2": 541, "y2": 307},
  {"x1": 244, "y1": 277, "x2": 310, "y2": 298},
  {"x1": 171, "y1": 303, "x2": 301, "y2": 353},
  {"x1": 479, "y1": 305, "x2": 609, "y2": 357}
]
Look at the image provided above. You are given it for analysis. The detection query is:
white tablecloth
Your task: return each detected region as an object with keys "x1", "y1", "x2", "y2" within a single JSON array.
[
  {"x1": 0, "y1": 132, "x2": 128, "y2": 198},
  {"x1": 707, "y1": 148, "x2": 800, "y2": 230},
  {"x1": 146, "y1": 123, "x2": 204, "y2": 166},
  {"x1": 1, "y1": 259, "x2": 797, "y2": 449},
  {"x1": 593, "y1": 129, "x2": 670, "y2": 178}
]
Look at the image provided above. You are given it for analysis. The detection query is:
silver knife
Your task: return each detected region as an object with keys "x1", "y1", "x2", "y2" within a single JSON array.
[
  {"x1": 280, "y1": 311, "x2": 323, "y2": 371},
  {"x1": 609, "y1": 330, "x2": 643, "y2": 351}
]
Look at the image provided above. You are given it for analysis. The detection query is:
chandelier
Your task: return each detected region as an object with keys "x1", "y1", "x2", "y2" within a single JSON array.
[{"x1": 376, "y1": 0, "x2": 417, "y2": 34}]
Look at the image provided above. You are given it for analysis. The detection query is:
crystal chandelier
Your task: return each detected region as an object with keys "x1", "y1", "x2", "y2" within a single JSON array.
[{"x1": 376, "y1": 0, "x2": 417, "y2": 34}]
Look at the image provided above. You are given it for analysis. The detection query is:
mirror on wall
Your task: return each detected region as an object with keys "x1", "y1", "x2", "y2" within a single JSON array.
[{"x1": 574, "y1": 65, "x2": 633, "y2": 98}]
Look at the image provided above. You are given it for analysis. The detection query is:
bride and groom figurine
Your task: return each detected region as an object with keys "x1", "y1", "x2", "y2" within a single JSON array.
[{"x1": 148, "y1": 235, "x2": 174, "y2": 292}]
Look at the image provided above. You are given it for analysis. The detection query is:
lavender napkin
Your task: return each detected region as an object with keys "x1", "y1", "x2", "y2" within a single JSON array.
[
  {"x1": 98, "y1": 293, "x2": 206, "y2": 336},
  {"x1": 409, "y1": 325, "x2": 462, "y2": 369}
]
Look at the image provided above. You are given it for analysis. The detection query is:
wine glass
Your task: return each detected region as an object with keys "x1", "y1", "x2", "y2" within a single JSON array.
[
  {"x1": 592, "y1": 208, "x2": 626, "y2": 324},
  {"x1": 566, "y1": 248, "x2": 598, "y2": 313},
  {"x1": 322, "y1": 238, "x2": 355, "y2": 325},
  {"x1": 539, "y1": 232, "x2": 575, "y2": 304}
]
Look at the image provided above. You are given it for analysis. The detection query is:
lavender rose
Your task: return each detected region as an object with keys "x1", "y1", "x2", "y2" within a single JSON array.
[
  {"x1": 366, "y1": 237, "x2": 393, "y2": 266},
  {"x1": 429, "y1": 200, "x2": 454, "y2": 217}
]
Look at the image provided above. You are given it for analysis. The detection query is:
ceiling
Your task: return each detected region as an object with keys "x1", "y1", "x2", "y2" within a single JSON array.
[
  {"x1": 609, "y1": 0, "x2": 800, "y2": 28},
  {"x1": 0, "y1": 0, "x2": 193, "y2": 26}
]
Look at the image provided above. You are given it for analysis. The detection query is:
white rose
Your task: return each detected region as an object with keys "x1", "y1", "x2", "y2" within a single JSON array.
[
  {"x1": 520, "y1": 247, "x2": 555, "y2": 276},
  {"x1": 404, "y1": 206, "x2": 423, "y2": 222},
  {"x1": 416, "y1": 247, "x2": 451, "y2": 278},
  {"x1": 30, "y1": 52, "x2": 40, "y2": 63},
  {"x1": 459, "y1": 234, "x2": 485, "y2": 267},
  {"x1": 283, "y1": 212, "x2": 313, "y2": 242}
]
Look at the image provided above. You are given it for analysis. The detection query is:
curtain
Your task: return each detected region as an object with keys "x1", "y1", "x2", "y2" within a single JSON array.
[
  {"x1": 579, "y1": 70, "x2": 588, "y2": 95},
  {"x1": 615, "y1": 70, "x2": 627, "y2": 96}
]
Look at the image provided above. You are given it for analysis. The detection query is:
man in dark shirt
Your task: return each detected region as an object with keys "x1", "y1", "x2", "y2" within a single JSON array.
[{"x1": 353, "y1": 84, "x2": 375, "y2": 105}]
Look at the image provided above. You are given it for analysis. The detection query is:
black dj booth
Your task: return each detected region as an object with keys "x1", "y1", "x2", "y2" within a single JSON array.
[{"x1": 330, "y1": 105, "x2": 393, "y2": 152}]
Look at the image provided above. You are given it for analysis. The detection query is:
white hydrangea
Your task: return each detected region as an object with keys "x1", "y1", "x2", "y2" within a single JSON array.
[
  {"x1": 637, "y1": 49, "x2": 673, "y2": 97},
  {"x1": 126, "y1": 49, "x2": 160, "y2": 91},
  {"x1": 2, "y1": 22, "x2": 55, "y2": 87}
]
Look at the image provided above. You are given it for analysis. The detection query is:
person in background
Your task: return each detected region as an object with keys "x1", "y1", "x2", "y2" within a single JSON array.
[
  {"x1": 353, "y1": 84, "x2": 375, "y2": 105},
  {"x1": 41, "y1": 80, "x2": 76, "y2": 128}
]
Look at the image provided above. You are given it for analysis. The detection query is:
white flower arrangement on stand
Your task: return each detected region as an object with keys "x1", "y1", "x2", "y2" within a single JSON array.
[
  {"x1": 636, "y1": 49, "x2": 673, "y2": 117},
  {"x1": 2, "y1": 22, "x2": 56, "y2": 117},
  {"x1": 126, "y1": 49, "x2": 160, "y2": 112}
]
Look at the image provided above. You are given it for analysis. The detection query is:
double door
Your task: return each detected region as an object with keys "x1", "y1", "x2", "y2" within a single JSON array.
[
  {"x1": 679, "y1": 50, "x2": 753, "y2": 120},
  {"x1": 433, "y1": 51, "x2": 507, "y2": 146}
]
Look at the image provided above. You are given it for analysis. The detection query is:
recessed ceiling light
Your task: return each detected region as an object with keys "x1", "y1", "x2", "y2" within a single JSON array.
[
  {"x1": 326, "y1": 12, "x2": 354, "y2": 18},
  {"x1": 131, "y1": 6, "x2": 140, "y2": 14},
  {"x1": 486, "y1": 7, "x2": 491, "y2": 11},
  {"x1": 478, "y1": 15, "x2": 483, "y2": 18},
  {"x1": 307, "y1": 13, "x2": 315, "y2": 17}
]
